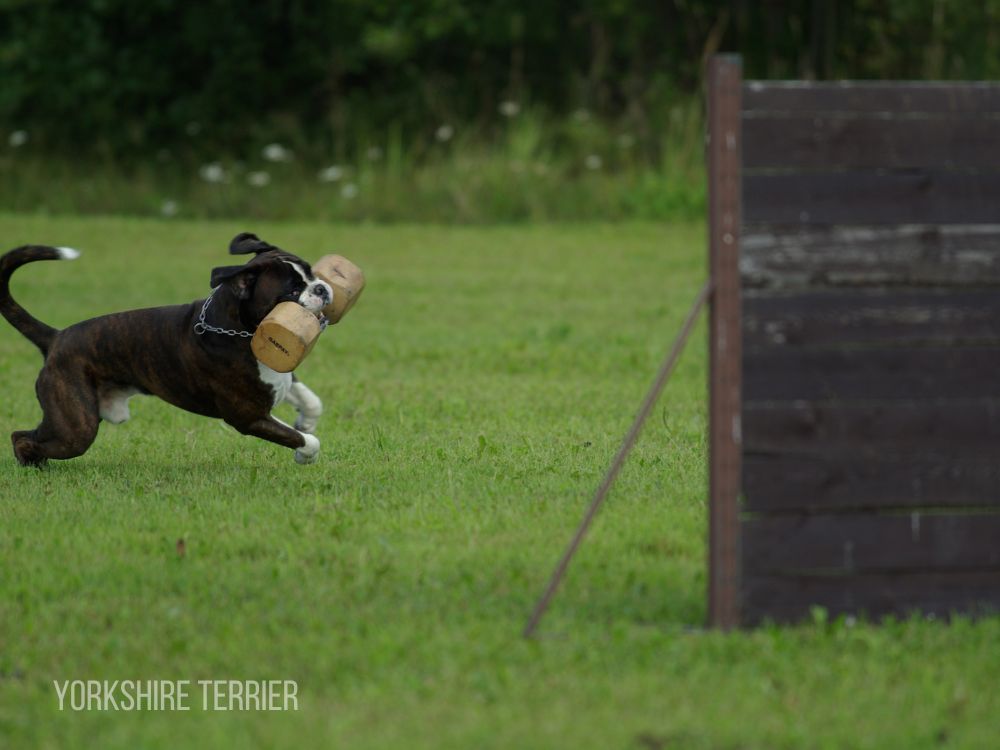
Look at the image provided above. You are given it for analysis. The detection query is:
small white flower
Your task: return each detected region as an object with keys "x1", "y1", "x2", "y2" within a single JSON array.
[
  {"x1": 247, "y1": 171, "x2": 271, "y2": 187},
  {"x1": 498, "y1": 100, "x2": 520, "y2": 118},
  {"x1": 198, "y1": 162, "x2": 226, "y2": 183},
  {"x1": 340, "y1": 182, "x2": 359, "y2": 199},
  {"x1": 572, "y1": 108, "x2": 591, "y2": 123},
  {"x1": 584, "y1": 154, "x2": 603, "y2": 171},
  {"x1": 435, "y1": 124, "x2": 454, "y2": 142},
  {"x1": 8, "y1": 130, "x2": 28, "y2": 148},
  {"x1": 318, "y1": 165, "x2": 344, "y2": 182},
  {"x1": 366, "y1": 146, "x2": 382, "y2": 161},
  {"x1": 160, "y1": 200, "x2": 179, "y2": 218},
  {"x1": 617, "y1": 133, "x2": 635, "y2": 149},
  {"x1": 262, "y1": 143, "x2": 292, "y2": 162}
]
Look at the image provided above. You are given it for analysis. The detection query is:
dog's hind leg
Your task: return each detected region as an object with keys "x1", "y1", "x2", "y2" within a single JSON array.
[{"x1": 11, "y1": 370, "x2": 99, "y2": 466}]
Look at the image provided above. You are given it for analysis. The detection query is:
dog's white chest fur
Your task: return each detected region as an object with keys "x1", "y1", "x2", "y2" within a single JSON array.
[{"x1": 257, "y1": 362, "x2": 293, "y2": 407}]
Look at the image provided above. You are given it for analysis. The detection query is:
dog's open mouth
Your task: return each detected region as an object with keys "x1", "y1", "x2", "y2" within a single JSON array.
[
  {"x1": 298, "y1": 300, "x2": 323, "y2": 320},
  {"x1": 295, "y1": 299, "x2": 326, "y2": 322}
]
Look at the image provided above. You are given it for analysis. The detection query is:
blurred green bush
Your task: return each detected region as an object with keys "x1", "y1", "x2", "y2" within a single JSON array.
[{"x1": 3, "y1": 0, "x2": 1000, "y2": 159}]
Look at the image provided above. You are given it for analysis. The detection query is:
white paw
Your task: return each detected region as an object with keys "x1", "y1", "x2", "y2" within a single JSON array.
[{"x1": 294, "y1": 433, "x2": 320, "y2": 464}]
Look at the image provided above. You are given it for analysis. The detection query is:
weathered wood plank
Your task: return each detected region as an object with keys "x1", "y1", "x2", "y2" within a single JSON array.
[
  {"x1": 743, "y1": 81, "x2": 1000, "y2": 115},
  {"x1": 744, "y1": 346, "x2": 1000, "y2": 401},
  {"x1": 742, "y1": 570, "x2": 1000, "y2": 625},
  {"x1": 743, "y1": 400, "x2": 1000, "y2": 454},
  {"x1": 741, "y1": 224, "x2": 1000, "y2": 289},
  {"x1": 744, "y1": 289, "x2": 1000, "y2": 347},
  {"x1": 743, "y1": 452, "x2": 1000, "y2": 512},
  {"x1": 743, "y1": 514, "x2": 1000, "y2": 575},
  {"x1": 744, "y1": 114, "x2": 1000, "y2": 170},
  {"x1": 743, "y1": 172, "x2": 1000, "y2": 225}
]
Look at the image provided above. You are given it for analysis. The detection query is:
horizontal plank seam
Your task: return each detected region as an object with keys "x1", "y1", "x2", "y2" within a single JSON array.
[
  {"x1": 743, "y1": 112, "x2": 1000, "y2": 120},
  {"x1": 744, "y1": 340, "x2": 1000, "y2": 352},
  {"x1": 743, "y1": 397, "x2": 1000, "y2": 407},
  {"x1": 743, "y1": 288, "x2": 1000, "y2": 297},
  {"x1": 744, "y1": 282, "x2": 1000, "y2": 290},
  {"x1": 740, "y1": 507, "x2": 1000, "y2": 519},
  {"x1": 744, "y1": 447, "x2": 1000, "y2": 458},
  {"x1": 744, "y1": 565, "x2": 1000, "y2": 577},
  {"x1": 744, "y1": 167, "x2": 1000, "y2": 176},
  {"x1": 743, "y1": 224, "x2": 1000, "y2": 234}
]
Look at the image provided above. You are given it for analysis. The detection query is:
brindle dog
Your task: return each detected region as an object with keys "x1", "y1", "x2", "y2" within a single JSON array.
[{"x1": 0, "y1": 232, "x2": 333, "y2": 466}]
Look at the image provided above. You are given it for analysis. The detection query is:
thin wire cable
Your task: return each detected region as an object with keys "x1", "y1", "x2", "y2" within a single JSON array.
[{"x1": 523, "y1": 280, "x2": 712, "y2": 638}]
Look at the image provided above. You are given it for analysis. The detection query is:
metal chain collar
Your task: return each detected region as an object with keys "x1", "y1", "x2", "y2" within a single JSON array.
[{"x1": 192, "y1": 288, "x2": 254, "y2": 338}]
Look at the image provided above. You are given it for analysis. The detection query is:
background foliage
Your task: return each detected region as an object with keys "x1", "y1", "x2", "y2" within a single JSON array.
[
  {"x1": 5, "y1": 0, "x2": 1000, "y2": 157},
  {"x1": 2, "y1": 0, "x2": 998, "y2": 220}
]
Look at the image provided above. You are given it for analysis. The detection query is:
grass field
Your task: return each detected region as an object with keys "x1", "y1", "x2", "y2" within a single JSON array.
[{"x1": 1, "y1": 215, "x2": 998, "y2": 749}]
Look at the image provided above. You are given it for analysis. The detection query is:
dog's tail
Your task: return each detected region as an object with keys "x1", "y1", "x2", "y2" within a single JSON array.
[{"x1": 0, "y1": 245, "x2": 80, "y2": 356}]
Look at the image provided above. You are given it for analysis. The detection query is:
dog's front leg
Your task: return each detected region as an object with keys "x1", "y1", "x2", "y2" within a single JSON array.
[
  {"x1": 284, "y1": 377, "x2": 323, "y2": 434},
  {"x1": 227, "y1": 415, "x2": 320, "y2": 464}
]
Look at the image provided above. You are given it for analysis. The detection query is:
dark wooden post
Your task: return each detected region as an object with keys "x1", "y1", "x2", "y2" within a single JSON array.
[{"x1": 707, "y1": 54, "x2": 743, "y2": 629}]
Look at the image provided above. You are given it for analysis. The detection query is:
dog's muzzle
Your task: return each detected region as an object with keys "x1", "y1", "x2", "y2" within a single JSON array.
[{"x1": 298, "y1": 280, "x2": 333, "y2": 314}]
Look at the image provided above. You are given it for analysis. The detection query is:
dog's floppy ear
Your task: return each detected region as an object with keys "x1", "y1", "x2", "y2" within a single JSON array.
[
  {"x1": 210, "y1": 264, "x2": 260, "y2": 299},
  {"x1": 229, "y1": 232, "x2": 276, "y2": 255}
]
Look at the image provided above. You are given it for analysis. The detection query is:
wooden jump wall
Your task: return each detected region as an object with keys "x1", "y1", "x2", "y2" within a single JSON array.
[{"x1": 707, "y1": 54, "x2": 1000, "y2": 627}]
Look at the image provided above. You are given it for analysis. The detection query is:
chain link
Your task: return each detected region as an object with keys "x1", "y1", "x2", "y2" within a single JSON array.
[{"x1": 192, "y1": 289, "x2": 254, "y2": 338}]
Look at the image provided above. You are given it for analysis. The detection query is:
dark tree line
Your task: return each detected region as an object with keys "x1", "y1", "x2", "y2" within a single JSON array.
[{"x1": 2, "y1": 0, "x2": 997, "y2": 156}]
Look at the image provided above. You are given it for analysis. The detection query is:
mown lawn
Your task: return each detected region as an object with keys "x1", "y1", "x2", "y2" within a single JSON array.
[{"x1": 0, "y1": 215, "x2": 997, "y2": 749}]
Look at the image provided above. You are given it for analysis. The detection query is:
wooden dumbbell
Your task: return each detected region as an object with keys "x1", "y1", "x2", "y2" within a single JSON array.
[
  {"x1": 312, "y1": 254, "x2": 365, "y2": 324},
  {"x1": 251, "y1": 302, "x2": 322, "y2": 373},
  {"x1": 251, "y1": 254, "x2": 366, "y2": 372}
]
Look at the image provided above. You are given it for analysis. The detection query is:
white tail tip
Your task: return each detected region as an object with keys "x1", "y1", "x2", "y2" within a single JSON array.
[{"x1": 56, "y1": 247, "x2": 80, "y2": 260}]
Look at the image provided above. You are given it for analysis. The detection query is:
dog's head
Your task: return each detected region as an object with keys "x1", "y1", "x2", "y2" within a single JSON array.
[{"x1": 210, "y1": 233, "x2": 333, "y2": 326}]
